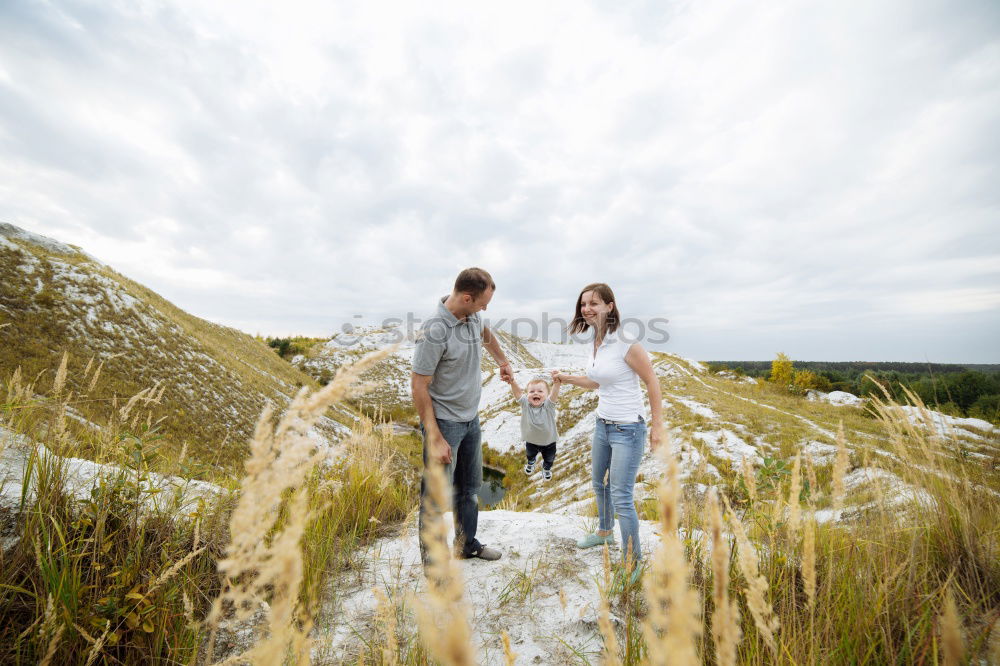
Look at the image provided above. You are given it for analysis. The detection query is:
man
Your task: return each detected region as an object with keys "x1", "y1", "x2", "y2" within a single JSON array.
[{"x1": 412, "y1": 267, "x2": 512, "y2": 562}]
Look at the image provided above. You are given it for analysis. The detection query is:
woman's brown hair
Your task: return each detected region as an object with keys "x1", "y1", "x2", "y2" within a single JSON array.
[{"x1": 569, "y1": 283, "x2": 620, "y2": 335}]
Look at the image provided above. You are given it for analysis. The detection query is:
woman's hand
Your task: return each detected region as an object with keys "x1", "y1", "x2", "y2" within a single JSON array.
[{"x1": 649, "y1": 423, "x2": 664, "y2": 451}]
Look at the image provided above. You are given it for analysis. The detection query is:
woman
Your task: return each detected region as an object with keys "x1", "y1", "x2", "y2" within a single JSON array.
[{"x1": 551, "y1": 283, "x2": 663, "y2": 573}]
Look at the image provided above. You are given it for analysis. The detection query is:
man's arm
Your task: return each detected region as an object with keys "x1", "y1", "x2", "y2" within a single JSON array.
[
  {"x1": 411, "y1": 372, "x2": 452, "y2": 464},
  {"x1": 483, "y1": 326, "x2": 512, "y2": 381}
]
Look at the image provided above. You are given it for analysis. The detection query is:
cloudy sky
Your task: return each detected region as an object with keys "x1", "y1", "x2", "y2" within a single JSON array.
[{"x1": 2, "y1": 0, "x2": 998, "y2": 362}]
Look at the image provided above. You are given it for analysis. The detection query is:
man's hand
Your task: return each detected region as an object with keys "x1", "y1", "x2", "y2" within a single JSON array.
[
  {"x1": 499, "y1": 361, "x2": 513, "y2": 382},
  {"x1": 429, "y1": 430, "x2": 452, "y2": 464},
  {"x1": 550, "y1": 369, "x2": 562, "y2": 382}
]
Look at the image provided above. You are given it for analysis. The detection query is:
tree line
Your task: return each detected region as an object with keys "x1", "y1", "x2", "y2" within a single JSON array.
[{"x1": 708, "y1": 358, "x2": 1000, "y2": 424}]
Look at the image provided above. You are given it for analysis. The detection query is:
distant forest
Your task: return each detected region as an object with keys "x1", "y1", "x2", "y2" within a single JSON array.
[{"x1": 706, "y1": 360, "x2": 1000, "y2": 424}]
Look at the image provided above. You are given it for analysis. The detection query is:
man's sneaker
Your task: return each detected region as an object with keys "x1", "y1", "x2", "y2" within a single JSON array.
[
  {"x1": 457, "y1": 541, "x2": 502, "y2": 561},
  {"x1": 524, "y1": 461, "x2": 535, "y2": 475},
  {"x1": 577, "y1": 533, "x2": 615, "y2": 549},
  {"x1": 543, "y1": 469, "x2": 552, "y2": 481}
]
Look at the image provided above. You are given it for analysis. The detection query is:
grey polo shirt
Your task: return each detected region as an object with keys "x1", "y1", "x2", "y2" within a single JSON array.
[{"x1": 412, "y1": 296, "x2": 484, "y2": 422}]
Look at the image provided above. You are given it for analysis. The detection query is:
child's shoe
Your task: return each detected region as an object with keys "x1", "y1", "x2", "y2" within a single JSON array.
[
  {"x1": 524, "y1": 461, "x2": 535, "y2": 475},
  {"x1": 543, "y1": 469, "x2": 552, "y2": 481}
]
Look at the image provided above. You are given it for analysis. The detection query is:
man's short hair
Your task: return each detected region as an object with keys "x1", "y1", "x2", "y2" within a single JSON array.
[{"x1": 454, "y1": 267, "x2": 495, "y2": 299}]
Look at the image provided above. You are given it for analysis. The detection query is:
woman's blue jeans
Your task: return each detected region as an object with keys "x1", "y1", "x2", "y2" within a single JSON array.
[{"x1": 592, "y1": 416, "x2": 646, "y2": 564}]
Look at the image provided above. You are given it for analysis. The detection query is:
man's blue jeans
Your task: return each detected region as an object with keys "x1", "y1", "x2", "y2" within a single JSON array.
[
  {"x1": 592, "y1": 416, "x2": 647, "y2": 564},
  {"x1": 419, "y1": 416, "x2": 483, "y2": 563}
]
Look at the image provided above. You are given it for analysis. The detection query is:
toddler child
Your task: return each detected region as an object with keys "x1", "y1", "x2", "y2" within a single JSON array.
[{"x1": 503, "y1": 374, "x2": 561, "y2": 480}]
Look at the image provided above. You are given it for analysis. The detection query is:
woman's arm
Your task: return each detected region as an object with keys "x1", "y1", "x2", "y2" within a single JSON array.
[
  {"x1": 551, "y1": 369, "x2": 599, "y2": 390},
  {"x1": 625, "y1": 344, "x2": 664, "y2": 451}
]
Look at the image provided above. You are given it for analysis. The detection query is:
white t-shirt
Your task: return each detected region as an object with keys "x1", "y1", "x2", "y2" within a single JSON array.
[{"x1": 586, "y1": 330, "x2": 644, "y2": 422}]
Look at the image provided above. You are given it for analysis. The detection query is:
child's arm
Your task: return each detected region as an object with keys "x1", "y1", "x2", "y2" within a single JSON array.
[
  {"x1": 504, "y1": 374, "x2": 523, "y2": 400},
  {"x1": 548, "y1": 377, "x2": 562, "y2": 403}
]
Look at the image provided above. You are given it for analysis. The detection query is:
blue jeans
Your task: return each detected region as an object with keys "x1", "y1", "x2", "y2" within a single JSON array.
[
  {"x1": 419, "y1": 417, "x2": 483, "y2": 563},
  {"x1": 592, "y1": 416, "x2": 646, "y2": 563}
]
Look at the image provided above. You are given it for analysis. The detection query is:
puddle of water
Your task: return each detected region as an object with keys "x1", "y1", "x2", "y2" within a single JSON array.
[{"x1": 479, "y1": 466, "x2": 506, "y2": 506}]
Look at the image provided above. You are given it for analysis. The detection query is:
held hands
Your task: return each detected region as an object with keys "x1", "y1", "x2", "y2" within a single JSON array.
[
  {"x1": 549, "y1": 369, "x2": 563, "y2": 383},
  {"x1": 499, "y1": 361, "x2": 513, "y2": 382}
]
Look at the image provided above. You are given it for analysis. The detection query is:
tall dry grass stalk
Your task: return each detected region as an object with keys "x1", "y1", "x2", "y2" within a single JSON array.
[
  {"x1": 83, "y1": 621, "x2": 112, "y2": 666},
  {"x1": 147, "y1": 545, "x2": 208, "y2": 598},
  {"x1": 802, "y1": 514, "x2": 816, "y2": 612},
  {"x1": 37, "y1": 595, "x2": 65, "y2": 666},
  {"x1": 769, "y1": 492, "x2": 783, "y2": 528},
  {"x1": 787, "y1": 453, "x2": 802, "y2": 539},
  {"x1": 412, "y1": 460, "x2": 475, "y2": 666},
  {"x1": 598, "y1": 545, "x2": 622, "y2": 666},
  {"x1": 86, "y1": 359, "x2": 103, "y2": 395},
  {"x1": 500, "y1": 631, "x2": 517, "y2": 666},
  {"x1": 989, "y1": 619, "x2": 1000, "y2": 666},
  {"x1": 707, "y1": 489, "x2": 740, "y2": 666},
  {"x1": 832, "y1": 421, "x2": 849, "y2": 511},
  {"x1": 641, "y1": 437, "x2": 701, "y2": 665},
  {"x1": 805, "y1": 454, "x2": 817, "y2": 500},
  {"x1": 51, "y1": 351, "x2": 68, "y2": 397},
  {"x1": 373, "y1": 587, "x2": 399, "y2": 666},
  {"x1": 740, "y1": 456, "x2": 757, "y2": 504},
  {"x1": 939, "y1": 586, "x2": 965, "y2": 666},
  {"x1": 205, "y1": 346, "x2": 395, "y2": 665},
  {"x1": 725, "y1": 497, "x2": 779, "y2": 655}
]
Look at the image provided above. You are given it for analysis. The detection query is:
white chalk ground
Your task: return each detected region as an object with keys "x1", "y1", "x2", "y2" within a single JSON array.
[
  {"x1": 806, "y1": 389, "x2": 867, "y2": 407},
  {"x1": 892, "y1": 406, "x2": 999, "y2": 440},
  {"x1": 0, "y1": 425, "x2": 223, "y2": 550},
  {"x1": 801, "y1": 440, "x2": 838, "y2": 464},
  {"x1": 691, "y1": 428, "x2": 763, "y2": 464},
  {"x1": 674, "y1": 396, "x2": 719, "y2": 419},
  {"x1": 313, "y1": 509, "x2": 663, "y2": 665},
  {"x1": 0, "y1": 222, "x2": 86, "y2": 256}
]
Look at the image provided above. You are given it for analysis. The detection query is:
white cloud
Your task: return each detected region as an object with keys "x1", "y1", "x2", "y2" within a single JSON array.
[{"x1": 1, "y1": 0, "x2": 998, "y2": 360}]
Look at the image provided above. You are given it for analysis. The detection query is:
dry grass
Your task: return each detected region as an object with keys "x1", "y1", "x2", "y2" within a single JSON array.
[
  {"x1": 708, "y1": 488, "x2": 741, "y2": 666},
  {"x1": 4, "y1": 336, "x2": 999, "y2": 664},
  {"x1": 411, "y1": 461, "x2": 475, "y2": 666},
  {"x1": 598, "y1": 545, "x2": 623, "y2": 666},
  {"x1": 204, "y1": 345, "x2": 395, "y2": 664},
  {"x1": 641, "y1": 438, "x2": 702, "y2": 665}
]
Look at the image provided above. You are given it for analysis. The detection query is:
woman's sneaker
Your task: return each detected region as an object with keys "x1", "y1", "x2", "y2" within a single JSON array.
[
  {"x1": 524, "y1": 461, "x2": 535, "y2": 475},
  {"x1": 543, "y1": 469, "x2": 552, "y2": 481},
  {"x1": 577, "y1": 533, "x2": 615, "y2": 548}
]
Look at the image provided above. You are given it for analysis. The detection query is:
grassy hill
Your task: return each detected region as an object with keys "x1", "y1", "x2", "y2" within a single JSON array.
[
  {"x1": 0, "y1": 223, "x2": 352, "y2": 476},
  {"x1": 2, "y1": 223, "x2": 998, "y2": 664}
]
